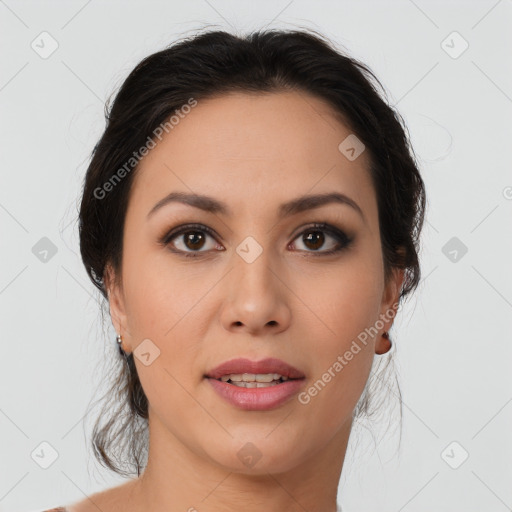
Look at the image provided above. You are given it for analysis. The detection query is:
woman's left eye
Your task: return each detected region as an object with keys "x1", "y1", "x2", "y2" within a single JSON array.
[
  {"x1": 289, "y1": 223, "x2": 353, "y2": 255},
  {"x1": 159, "y1": 222, "x2": 352, "y2": 258}
]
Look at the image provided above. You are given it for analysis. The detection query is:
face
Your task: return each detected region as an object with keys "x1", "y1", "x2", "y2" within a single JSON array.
[{"x1": 106, "y1": 90, "x2": 403, "y2": 475}]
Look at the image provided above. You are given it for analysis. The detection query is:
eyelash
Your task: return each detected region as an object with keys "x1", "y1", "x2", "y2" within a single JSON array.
[{"x1": 159, "y1": 222, "x2": 353, "y2": 258}]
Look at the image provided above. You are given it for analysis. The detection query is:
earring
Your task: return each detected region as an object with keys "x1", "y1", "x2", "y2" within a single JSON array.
[
  {"x1": 375, "y1": 331, "x2": 392, "y2": 355},
  {"x1": 116, "y1": 334, "x2": 125, "y2": 355}
]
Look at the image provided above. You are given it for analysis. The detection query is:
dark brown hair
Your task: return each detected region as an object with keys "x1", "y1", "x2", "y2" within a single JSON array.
[{"x1": 79, "y1": 26, "x2": 426, "y2": 477}]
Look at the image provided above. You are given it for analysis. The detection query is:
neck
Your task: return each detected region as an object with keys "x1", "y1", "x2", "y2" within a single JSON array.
[{"x1": 130, "y1": 410, "x2": 352, "y2": 512}]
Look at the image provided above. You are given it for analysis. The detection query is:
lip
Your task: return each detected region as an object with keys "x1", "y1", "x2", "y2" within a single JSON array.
[
  {"x1": 204, "y1": 357, "x2": 306, "y2": 411},
  {"x1": 207, "y1": 377, "x2": 305, "y2": 411},
  {"x1": 205, "y1": 357, "x2": 306, "y2": 380}
]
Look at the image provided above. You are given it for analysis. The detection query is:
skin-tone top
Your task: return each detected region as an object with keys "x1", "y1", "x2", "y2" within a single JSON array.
[
  {"x1": 39, "y1": 505, "x2": 342, "y2": 511},
  {"x1": 39, "y1": 503, "x2": 343, "y2": 511}
]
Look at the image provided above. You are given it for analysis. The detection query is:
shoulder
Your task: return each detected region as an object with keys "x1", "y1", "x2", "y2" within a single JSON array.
[{"x1": 61, "y1": 478, "x2": 140, "y2": 512}]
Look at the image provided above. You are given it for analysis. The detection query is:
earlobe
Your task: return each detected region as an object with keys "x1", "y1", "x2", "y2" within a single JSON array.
[{"x1": 375, "y1": 331, "x2": 392, "y2": 355}]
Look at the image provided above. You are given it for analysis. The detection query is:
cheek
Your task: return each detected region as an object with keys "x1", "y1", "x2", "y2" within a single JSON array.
[
  {"x1": 120, "y1": 244, "x2": 195, "y2": 335},
  {"x1": 304, "y1": 254, "x2": 384, "y2": 339},
  {"x1": 298, "y1": 300, "x2": 377, "y2": 434},
  {"x1": 121, "y1": 249, "x2": 210, "y2": 379},
  {"x1": 295, "y1": 256, "x2": 383, "y2": 428}
]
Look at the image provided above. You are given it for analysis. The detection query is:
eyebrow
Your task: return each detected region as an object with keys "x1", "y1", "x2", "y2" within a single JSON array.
[{"x1": 147, "y1": 191, "x2": 365, "y2": 221}]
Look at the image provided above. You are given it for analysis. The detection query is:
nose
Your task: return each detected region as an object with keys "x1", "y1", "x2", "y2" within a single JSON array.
[{"x1": 220, "y1": 247, "x2": 292, "y2": 336}]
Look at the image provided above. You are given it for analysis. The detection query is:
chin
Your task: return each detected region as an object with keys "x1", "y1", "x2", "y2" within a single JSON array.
[{"x1": 204, "y1": 434, "x2": 308, "y2": 475}]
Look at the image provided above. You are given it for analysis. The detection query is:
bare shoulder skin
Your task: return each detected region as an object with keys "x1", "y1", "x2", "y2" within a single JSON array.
[{"x1": 65, "y1": 479, "x2": 140, "y2": 512}]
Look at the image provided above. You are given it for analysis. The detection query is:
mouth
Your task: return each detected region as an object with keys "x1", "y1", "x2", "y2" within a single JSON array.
[{"x1": 204, "y1": 357, "x2": 306, "y2": 410}]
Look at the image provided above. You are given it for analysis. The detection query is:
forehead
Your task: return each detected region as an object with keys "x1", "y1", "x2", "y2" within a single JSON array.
[{"x1": 128, "y1": 90, "x2": 376, "y2": 223}]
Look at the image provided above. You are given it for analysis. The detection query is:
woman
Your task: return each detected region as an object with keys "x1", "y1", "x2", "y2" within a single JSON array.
[{"x1": 45, "y1": 27, "x2": 425, "y2": 512}]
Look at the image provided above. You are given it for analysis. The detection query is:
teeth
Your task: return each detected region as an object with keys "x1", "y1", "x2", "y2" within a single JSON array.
[
  {"x1": 230, "y1": 381, "x2": 281, "y2": 388},
  {"x1": 219, "y1": 373, "x2": 289, "y2": 383}
]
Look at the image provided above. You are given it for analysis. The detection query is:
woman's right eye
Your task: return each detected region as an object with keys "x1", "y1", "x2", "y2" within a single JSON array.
[{"x1": 160, "y1": 224, "x2": 223, "y2": 258}]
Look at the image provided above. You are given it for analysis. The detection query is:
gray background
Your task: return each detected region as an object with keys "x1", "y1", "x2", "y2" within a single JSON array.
[{"x1": 1, "y1": 0, "x2": 511, "y2": 511}]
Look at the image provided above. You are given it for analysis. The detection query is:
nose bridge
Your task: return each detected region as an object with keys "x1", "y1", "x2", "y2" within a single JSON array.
[
  {"x1": 220, "y1": 231, "x2": 291, "y2": 333},
  {"x1": 233, "y1": 233, "x2": 278, "y2": 293}
]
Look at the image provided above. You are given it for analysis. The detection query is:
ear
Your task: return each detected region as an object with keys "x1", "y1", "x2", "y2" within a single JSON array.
[
  {"x1": 104, "y1": 263, "x2": 131, "y2": 352},
  {"x1": 375, "y1": 265, "x2": 405, "y2": 354}
]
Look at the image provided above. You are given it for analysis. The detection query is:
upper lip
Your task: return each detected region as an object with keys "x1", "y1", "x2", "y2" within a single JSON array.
[{"x1": 205, "y1": 357, "x2": 306, "y2": 380}]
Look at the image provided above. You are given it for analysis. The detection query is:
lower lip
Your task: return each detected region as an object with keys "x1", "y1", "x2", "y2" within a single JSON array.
[{"x1": 206, "y1": 377, "x2": 305, "y2": 411}]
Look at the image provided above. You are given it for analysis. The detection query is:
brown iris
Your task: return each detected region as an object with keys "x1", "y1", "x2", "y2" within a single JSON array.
[
  {"x1": 183, "y1": 231, "x2": 206, "y2": 250},
  {"x1": 303, "y1": 230, "x2": 325, "y2": 250}
]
